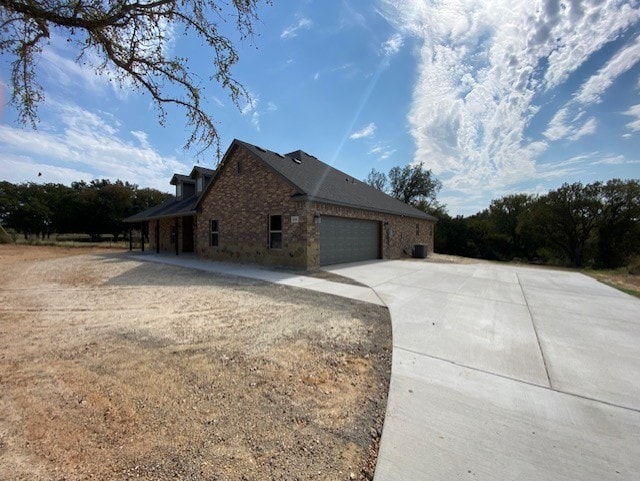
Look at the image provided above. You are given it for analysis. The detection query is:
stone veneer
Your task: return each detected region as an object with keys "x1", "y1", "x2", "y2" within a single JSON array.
[{"x1": 192, "y1": 145, "x2": 435, "y2": 269}]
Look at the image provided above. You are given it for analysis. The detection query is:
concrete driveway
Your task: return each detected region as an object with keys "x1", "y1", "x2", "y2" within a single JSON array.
[{"x1": 323, "y1": 260, "x2": 640, "y2": 481}]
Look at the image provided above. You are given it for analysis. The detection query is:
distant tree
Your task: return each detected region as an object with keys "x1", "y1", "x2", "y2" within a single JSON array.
[
  {"x1": 365, "y1": 163, "x2": 443, "y2": 215},
  {"x1": 596, "y1": 179, "x2": 640, "y2": 268},
  {"x1": 132, "y1": 187, "x2": 172, "y2": 213},
  {"x1": 74, "y1": 179, "x2": 135, "y2": 241},
  {"x1": 0, "y1": 0, "x2": 269, "y2": 153},
  {"x1": 434, "y1": 214, "x2": 467, "y2": 255},
  {"x1": 519, "y1": 182, "x2": 602, "y2": 267},
  {"x1": 0, "y1": 181, "x2": 19, "y2": 226},
  {"x1": 7, "y1": 183, "x2": 54, "y2": 239},
  {"x1": 0, "y1": 179, "x2": 170, "y2": 240},
  {"x1": 366, "y1": 169, "x2": 388, "y2": 191},
  {"x1": 487, "y1": 194, "x2": 535, "y2": 260},
  {"x1": 388, "y1": 163, "x2": 442, "y2": 208}
]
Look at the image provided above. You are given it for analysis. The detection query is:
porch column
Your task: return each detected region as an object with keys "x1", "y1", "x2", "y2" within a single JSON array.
[
  {"x1": 156, "y1": 220, "x2": 160, "y2": 254},
  {"x1": 129, "y1": 225, "x2": 132, "y2": 251},
  {"x1": 141, "y1": 224, "x2": 145, "y2": 252}
]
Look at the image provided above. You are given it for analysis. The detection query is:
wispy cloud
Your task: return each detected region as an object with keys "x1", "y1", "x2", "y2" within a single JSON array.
[
  {"x1": 378, "y1": 0, "x2": 640, "y2": 195},
  {"x1": 281, "y1": 16, "x2": 313, "y2": 39},
  {"x1": 239, "y1": 94, "x2": 278, "y2": 131},
  {"x1": 0, "y1": 101, "x2": 189, "y2": 190},
  {"x1": 591, "y1": 154, "x2": 638, "y2": 166},
  {"x1": 350, "y1": 122, "x2": 376, "y2": 139},
  {"x1": 381, "y1": 33, "x2": 404, "y2": 57},
  {"x1": 545, "y1": 109, "x2": 597, "y2": 142},
  {"x1": 623, "y1": 104, "x2": 640, "y2": 132},
  {"x1": 568, "y1": 117, "x2": 597, "y2": 141},
  {"x1": 574, "y1": 35, "x2": 640, "y2": 105},
  {"x1": 368, "y1": 142, "x2": 396, "y2": 160}
]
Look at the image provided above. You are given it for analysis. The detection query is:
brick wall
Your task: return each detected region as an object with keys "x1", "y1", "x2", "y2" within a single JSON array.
[
  {"x1": 195, "y1": 145, "x2": 436, "y2": 269},
  {"x1": 196, "y1": 147, "x2": 310, "y2": 268},
  {"x1": 148, "y1": 217, "x2": 182, "y2": 254},
  {"x1": 306, "y1": 202, "x2": 435, "y2": 267}
]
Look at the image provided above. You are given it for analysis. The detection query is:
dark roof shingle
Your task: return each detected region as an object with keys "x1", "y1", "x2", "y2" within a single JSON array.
[{"x1": 235, "y1": 140, "x2": 436, "y2": 221}]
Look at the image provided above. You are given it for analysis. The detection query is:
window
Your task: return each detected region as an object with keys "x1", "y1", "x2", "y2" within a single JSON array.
[
  {"x1": 196, "y1": 176, "x2": 203, "y2": 193},
  {"x1": 237, "y1": 160, "x2": 242, "y2": 174},
  {"x1": 416, "y1": 223, "x2": 420, "y2": 236},
  {"x1": 176, "y1": 183, "x2": 182, "y2": 198},
  {"x1": 210, "y1": 219, "x2": 219, "y2": 247},
  {"x1": 269, "y1": 215, "x2": 282, "y2": 249},
  {"x1": 170, "y1": 225, "x2": 177, "y2": 244}
]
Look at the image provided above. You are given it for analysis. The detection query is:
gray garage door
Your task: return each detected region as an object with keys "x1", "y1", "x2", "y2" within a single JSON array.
[{"x1": 320, "y1": 216, "x2": 380, "y2": 266}]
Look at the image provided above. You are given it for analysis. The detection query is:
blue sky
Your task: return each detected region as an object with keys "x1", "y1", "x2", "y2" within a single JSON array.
[{"x1": 1, "y1": 0, "x2": 639, "y2": 215}]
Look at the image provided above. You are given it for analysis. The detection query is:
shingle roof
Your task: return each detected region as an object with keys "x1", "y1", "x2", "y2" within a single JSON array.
[
  {"x1": 127, "y1": 139, "x2": 438, "y2": 223},
  {"x1": 125, "y1": 166, "x2": 215, "y2": 223},
  {"x1": 232, "y1": 140, "x2": 437, "y2": 221},
  {"x1": 190, "y1": 166, "x2": 216, "y2": 177},
  {"x1": 123, "y1": 195, "x2": 198, "y2": 223},
  {"x1": 170, "y1": 174, "x2": 194, "y2": 185}
]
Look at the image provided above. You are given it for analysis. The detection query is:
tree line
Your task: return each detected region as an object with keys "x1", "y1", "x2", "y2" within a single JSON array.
[
  {"x1": 0, "y1": 180, "x2": 171, "y2": 242},
  {"x1": 367, "y1": 165, "x2": 639, "y2": 269},
  {"x1": 436, "y1": 180, "x2": 640, "y2": 268}
]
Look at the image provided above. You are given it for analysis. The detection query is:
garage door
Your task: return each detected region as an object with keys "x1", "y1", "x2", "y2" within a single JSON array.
[{"x1": 320, "y1": 216, "x2": 380, "y2": 266}]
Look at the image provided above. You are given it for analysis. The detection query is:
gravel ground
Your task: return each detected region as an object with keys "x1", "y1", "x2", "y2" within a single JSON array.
[{"x1": 0, "y1": 246, "x2": 391, "y2": 481}]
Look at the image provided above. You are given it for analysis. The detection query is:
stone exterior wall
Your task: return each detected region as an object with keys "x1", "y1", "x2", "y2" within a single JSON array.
[
  {"x1": 147, "y1": 217, "x2": 183, "y2": 254},
  {"x1": 194, "y1": 144, "x2": 435, "y2": 269},
  {"x1": 196, "y1": 147, "x2": 310, "y2": 268},
  {"x1": 306, "y1": 202, "x2": 435, "y2": 267}
]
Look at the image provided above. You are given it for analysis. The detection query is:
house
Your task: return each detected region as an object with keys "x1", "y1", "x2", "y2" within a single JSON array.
[
  {"x1": 124, "y1": 165, "x2": 215, "y2": 255},
  {"x1": 125, "y1": 139, "x2": 437, "y2": 269}
]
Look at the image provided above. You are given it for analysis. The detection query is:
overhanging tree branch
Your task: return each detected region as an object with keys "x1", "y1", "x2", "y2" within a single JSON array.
[{"x1": 0, "y1": 0, "x2": 269, "y2": 154}]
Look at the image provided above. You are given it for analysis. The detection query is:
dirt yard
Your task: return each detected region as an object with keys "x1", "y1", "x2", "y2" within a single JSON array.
[{"x1": 0, "y1": 246, "x2": 392, "y2": 480}]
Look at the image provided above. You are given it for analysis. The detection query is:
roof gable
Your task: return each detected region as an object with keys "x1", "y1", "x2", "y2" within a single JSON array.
[{"x1": 232, "y1": 140, "x2": 436, "y2": 220}]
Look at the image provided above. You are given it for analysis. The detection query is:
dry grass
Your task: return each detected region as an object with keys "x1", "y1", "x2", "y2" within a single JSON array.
[{"x1": 0, "y1": 245, "x2": 391, "y2": 480}]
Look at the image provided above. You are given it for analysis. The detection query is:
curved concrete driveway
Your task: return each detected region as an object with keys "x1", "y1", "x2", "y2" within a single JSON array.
[{"x1": 324, "y1": 260, "x2": 640, "y2": 481}]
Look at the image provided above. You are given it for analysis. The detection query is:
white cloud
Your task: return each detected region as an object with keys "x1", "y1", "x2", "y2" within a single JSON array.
[
  {"x1": 368, "y1": 142, "x2": 397, "y2": 160},
  {"x1": 281, "y1": 16, "x2": 313, "y2": 39},
  {"x1": 568, "y1": 117, "x2": 597, "y2": 141},
  {"x1": 240, "y1": 92, "x2": 258, "y2": 116},
  {"x1": 546, "y1": 109, "x2": 597, "y2": 142},
  {"x1": 0, "y1": 102, "x2": 190, "y2": 191},
  {"x1": 591, "y1": 154, "x2": 638, "y2": 165},
  {"x1": 544, "y1": 108, "x2": 571, "y2": 141},
  {"x1": 622, "y1": 104, "x2": 640, "y2": 132},
  {"x1": 542, "y1": 4, "x2": 640, "y2": 89},
  {"x1": 0, "y1": 154, "x2": 94, "y2": 185},
  {"x1": 350, "y1": 122, "x2": 376, "y2": 139},
  {"x1": 381, "y1": 33, "x2": 404, "y2": 57},
  {"x1": 378, "y1": 0, "x2": 640, "y2": 195},
  {"x1": 575, "y1": 35, "x2": 640, "y2": 105}
]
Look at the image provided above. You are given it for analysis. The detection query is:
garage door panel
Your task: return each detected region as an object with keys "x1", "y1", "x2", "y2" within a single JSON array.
[{"x1": 320, "y1": 216, "x2": 380, "y2": 266}]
